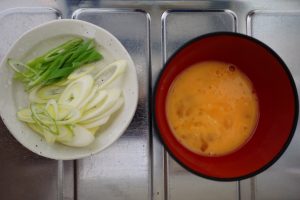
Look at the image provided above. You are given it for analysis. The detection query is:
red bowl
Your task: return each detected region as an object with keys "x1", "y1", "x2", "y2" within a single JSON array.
[{"x1": 154, "y1": 32, "x2": 298, "y2": 181}]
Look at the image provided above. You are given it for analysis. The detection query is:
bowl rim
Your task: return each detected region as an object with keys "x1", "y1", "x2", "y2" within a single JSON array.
[
  {"x1": 0, "y1": 19, "x2": 139, "y2": 160},
  {"x1": 153, "y1": 31, "x2": 299, "y2": 181}
]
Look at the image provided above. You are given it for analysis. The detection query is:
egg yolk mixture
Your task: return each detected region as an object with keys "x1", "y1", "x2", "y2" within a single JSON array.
[{"x1": 166, "y1": 61, "x2": 259, "y2": 156}]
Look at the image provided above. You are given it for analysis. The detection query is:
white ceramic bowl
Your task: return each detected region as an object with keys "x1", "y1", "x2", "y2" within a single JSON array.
[{"x1": 0, "y1": 19, "x2": 138, "y2": 160}]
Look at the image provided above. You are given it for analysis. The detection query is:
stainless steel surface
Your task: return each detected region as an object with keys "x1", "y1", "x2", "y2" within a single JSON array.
[
  {"x1": 162, "y1": 10, "x2": 238, "y2": 200},
  {"x1": 0, "y1": 7, "x2": 61, "y2": 62},
  {"x1": 0, "y1": 1, "x2": 300, "y2": 200},
  {"x1": 0, "y1": 7, "x2": 68, "y2": 200},
  {"x1": 246, "y1": 11, "x2": 300, "y2": 200},
  {"x1": 73, "y1": 9, "x2": 151, "y2": 200}
]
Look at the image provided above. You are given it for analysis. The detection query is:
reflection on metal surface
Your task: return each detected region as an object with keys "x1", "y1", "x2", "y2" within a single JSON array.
[
  {"x1": 247, "y1": 10, "x2": 300, "y2": 200},
  {"x1": 162, "y1": 10, "x2": 238, "y2": 200},
  {"x1": 0, "y1": 7, "x2": 65, "y2": 200},
  {"x1": 0, "y1": 7, "x2": 61, "y2": 60},
  {"x1": 0, "y1": 1, "x2": 300, "y2": 200},
  {"x1": 162, "y1": 9, "x2": 237, "y2": 60},
  {"x1": 73, "y1": 8, "x2": 151, "y2": 200}
]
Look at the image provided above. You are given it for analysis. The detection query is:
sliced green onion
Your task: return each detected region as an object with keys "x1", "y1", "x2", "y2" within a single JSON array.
[
  {"x1": 80, "y1": 88, "x2": 121, "y2": 121},
  {"x1": 59, "y1": 125, "x2": 95, "y2": 147},
  {"x1": 80, "y1": 97, "x2": 124, "y2": 126},
  {"x1": 94, "y1": 60, "x2": 127, "y2": 89},
  {"x1": 59, "y1": 75, "x2": 94, "y2": 107}
]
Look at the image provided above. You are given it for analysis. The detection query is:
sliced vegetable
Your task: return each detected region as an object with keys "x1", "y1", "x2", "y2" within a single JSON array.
[
  {"x1": 8, "y1": 38, "x2": 103, "y2": 90},
  {"x1": 81, "y1": 116, "x2": 110, "y2": 129},
  {"x1": 27, "y1": 123, "x2": 44, "y2": 135},
  {"x1": 45, "y1": 99, "x2": 59, "y2": 119},
  {"x1": 60, "y1": 125, "x2": 95, "y2": 147},
  {"x1": 37, "y1": 85, "x2": 65, "y2": 100},
  {"x1": 10, "y1": 37, "x2": 127, "y2": 148},
  {"x1": 30, "y1": 103, "x2": 59, "y2": 135},
  {"x1": 18, "y1": 102, "x2": 81, "y2": 125},
  {"x1": 84, "y1": 90, "x2": 107, "y2": 110},
  {"x1": 27, "y1": 53, "x2": 70, "y2": 89},
  {"x1": 80, "y1": 88, "x2": 121, "y2": 121},
  {"x1": 8, "y1": 59, "x2": 37, "y2": 77},
  {"x1": 29, "y1": 86, "x2": 48, "y2": 103},
  {"x1": 88, "y1": 127, "x2": 100, "y2": 135},
  {"x1": 94, "y1": 60, "x2": 127, "y2": 89},
  {"x1": 27, "y1": 38, "x2": 83, "y2": 67},
  {"x1": 68, "y1": 64, "x2": 95, "y2": 80},
  {"x1": 56, "y1": 126, "x2": 73, "y2": 143},
  {"x1": 43, "y1": 130, "x2": 57, "y2": 143},
  {"x1": 77, "y1": 86, "x2": 97, "y2": 109},
  {"x1": 17, "y1": 108, "x2": 35, "y2": 123},
  {"x1": 59, "y1": 75, "x2": 94, "y2": 107},
  {"x1": 54, "y1": 78, "x2": 73, "y2": 87},
  {"x1": 27, "y1": 123, "x2": 56, "y2": 143},
  {"x1": 80, "y1": 97, "x2": 124, "y2": 127},
  {"x1": 56, "y1": 104, "x2": 80, "y2": 121}
]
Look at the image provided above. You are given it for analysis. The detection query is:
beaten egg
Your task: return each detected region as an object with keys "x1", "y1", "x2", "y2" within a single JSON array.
[{"x1": 166, "y1": 61, "x2": 259, "y2": 156}]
